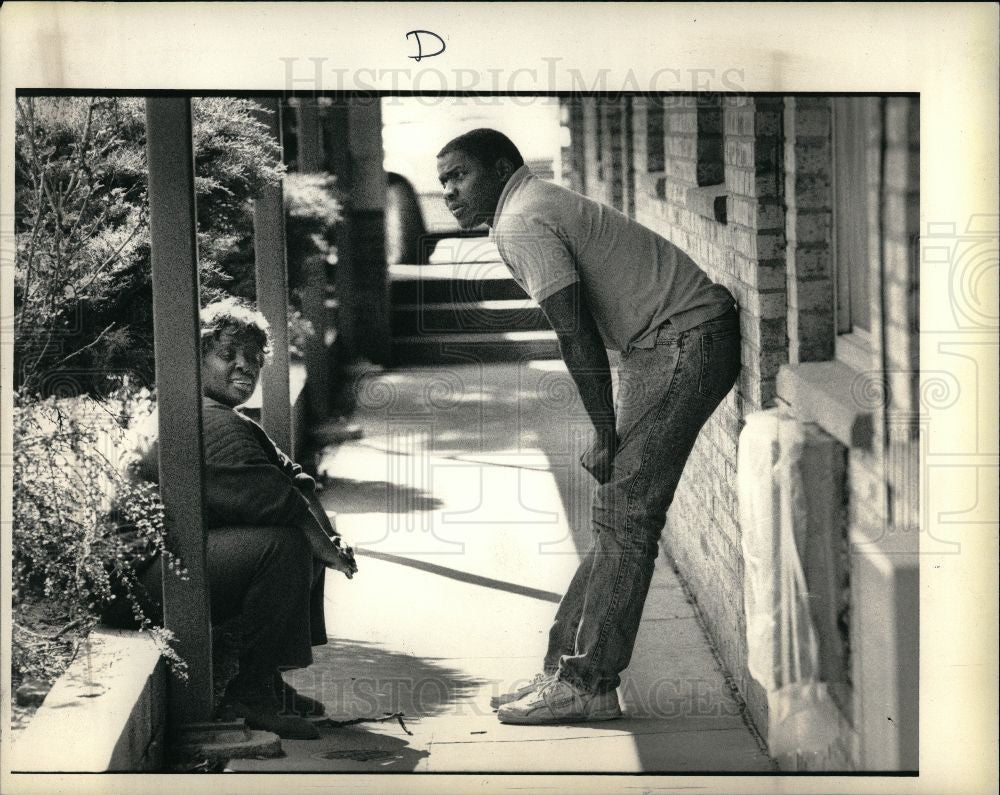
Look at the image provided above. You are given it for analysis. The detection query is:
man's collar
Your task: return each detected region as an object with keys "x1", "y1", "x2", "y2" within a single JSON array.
[{"x1": 492, "y1": 164, "x2": 531, "y2": 226}]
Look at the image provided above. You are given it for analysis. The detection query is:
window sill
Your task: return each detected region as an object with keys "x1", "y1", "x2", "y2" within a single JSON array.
[
  {"x1": 685, "y1": 184, "x2": 728, "y2": 224},
  {"x1": 835, "y1": 330, "x2": 872, "y2": 373},
  {"x1": 776, "y1": 360, "x2": 875, "y2": 450}
]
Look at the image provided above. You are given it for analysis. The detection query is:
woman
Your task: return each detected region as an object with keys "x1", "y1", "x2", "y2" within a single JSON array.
[{"x1": 105, "y1": 298, "x2": 356, "y2": 740}]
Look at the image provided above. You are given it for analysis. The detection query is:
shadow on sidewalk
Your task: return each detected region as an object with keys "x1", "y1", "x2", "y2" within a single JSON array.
[
  {"x1": 356, "y1": 547, "x2": 562, "y2": 603},
  {"x1": 324, "y1": 476, "x2": 444, "y2": 514},
  {"x1": 287, "y1": 637, "x2": 489, "y2": 721},
  {"x1": 306, "y1": 724, "x2": 431, "y2": 772},
  {"x1": 263, "y1": 638, "x2": 493, "y2": 772}
]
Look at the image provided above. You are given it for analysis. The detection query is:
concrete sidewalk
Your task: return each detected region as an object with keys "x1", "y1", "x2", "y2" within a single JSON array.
[{"x1": 229, "y1": 361, "x2": 772, "y2": 774}]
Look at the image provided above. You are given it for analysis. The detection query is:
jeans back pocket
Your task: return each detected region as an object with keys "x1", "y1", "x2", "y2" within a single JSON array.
[{"x1": 698, "y1": 327, "x2": 741, "y2": 400}]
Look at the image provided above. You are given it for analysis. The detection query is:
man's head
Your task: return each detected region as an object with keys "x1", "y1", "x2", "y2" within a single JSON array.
[
  {"x1": 436, "y1": 129, "x2": 524, "y2": 229},
  {"x1": 199, "y1": 298, "x2": 272, "y2": 407}
]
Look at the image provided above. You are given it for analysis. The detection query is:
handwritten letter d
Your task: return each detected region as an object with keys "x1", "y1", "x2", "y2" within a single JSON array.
[{"x1": 406, "y1": 30, "x2": 446, "y2": 62}]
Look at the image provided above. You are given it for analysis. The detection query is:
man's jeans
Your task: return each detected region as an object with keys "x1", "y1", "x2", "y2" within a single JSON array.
[{"x1": 544, "y1": 305, "x2": 741, "y2": 694}]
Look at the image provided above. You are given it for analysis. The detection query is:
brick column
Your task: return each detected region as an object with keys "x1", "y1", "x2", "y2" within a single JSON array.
[
  {"x1": 724, "y1": 96, "x2": 788, "y2": 409},
  {"x1": 784, "y1": 97, "x2": 835, "y2": 363}
]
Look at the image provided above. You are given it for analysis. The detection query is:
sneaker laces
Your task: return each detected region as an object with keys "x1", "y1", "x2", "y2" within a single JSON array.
[{"x1": 536, "y1": 677, "x2": 578, "y2": 709}]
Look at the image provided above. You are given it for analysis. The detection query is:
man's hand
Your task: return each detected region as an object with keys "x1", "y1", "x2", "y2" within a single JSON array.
[
  {"x1": 538, "y1": 285, "x2": 617, "y2": 485},
  {"x1": 581, "y1": 427, "x2": 617, "y2": 484}
]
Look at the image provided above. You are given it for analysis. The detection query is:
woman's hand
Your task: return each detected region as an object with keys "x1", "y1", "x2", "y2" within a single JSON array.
[
  {"x1": 305, "y1": 498, "x2": 358, "y2": 578},
  {"x1": 325, "y1": 534, "x2": 358, "y2": 579}
]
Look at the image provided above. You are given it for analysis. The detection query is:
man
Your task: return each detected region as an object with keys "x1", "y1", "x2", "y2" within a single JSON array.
[
  {"x1": 107, "y1": 298, "x2": 357, "y2": 739},
  {"x1": 436, "y1": 129, "x2": 741, "y2": 725}
]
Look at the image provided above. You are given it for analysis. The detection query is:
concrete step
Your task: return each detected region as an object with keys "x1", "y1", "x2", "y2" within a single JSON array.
[
  {"x1": 391, "y1": 276, "x2": 529, "y2": 305},
  {"x1": 390, "y1": 263, "x2": 529, "y2": 304},
  {"x1": 389, "y1": 263, "x2": 552, "y2": 365},
  {"x1": 391, "y1": 330, "x2": 561, "y2": 366},
  {"x1": 391, "y1": 300, "x2": 550, "y2": 335}
]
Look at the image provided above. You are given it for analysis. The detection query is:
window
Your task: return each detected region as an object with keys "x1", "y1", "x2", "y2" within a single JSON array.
[{"x1": 832, "y1": 96, "x2": 878, "y2": 369}]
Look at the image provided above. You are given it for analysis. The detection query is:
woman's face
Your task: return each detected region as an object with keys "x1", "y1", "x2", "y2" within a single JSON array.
[{"x1": 201, "y1": 328, "x2": 263, "y2": 407}]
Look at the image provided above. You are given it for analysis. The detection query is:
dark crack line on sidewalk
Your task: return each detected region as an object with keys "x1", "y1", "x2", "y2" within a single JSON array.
[{"x1": 431, "y1": 724, "x2": 757, "y2": 745}]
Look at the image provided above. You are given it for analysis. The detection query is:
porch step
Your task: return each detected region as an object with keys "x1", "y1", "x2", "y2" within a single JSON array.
[
  {"x1": 391, "y1": 275, "x2": 529, "y2": 305},
  {"x1": 390, "y1": 263, "x2": 528, "y2": 304},
  {"x1": 388, "y1": 259, "x2": 558, "y2": 366},
  {"x1": 391, "y1": 330, "x2": 560, "y2": 366},
  {"x1": 391, "y1": 300, "x2": 550, "y2": 335}
]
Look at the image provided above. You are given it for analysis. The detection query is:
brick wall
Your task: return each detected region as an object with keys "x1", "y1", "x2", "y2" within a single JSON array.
[
  {"x1": 659, "y1": 95, "x2": 785, "y2": 731},
  {"x1": 560, "y1": 93, "x2": 921, "y2": 767}
]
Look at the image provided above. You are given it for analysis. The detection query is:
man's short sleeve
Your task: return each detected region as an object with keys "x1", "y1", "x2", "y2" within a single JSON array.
[{"x1": 495, "y1": 213, "x2": 578, "y2": 302}]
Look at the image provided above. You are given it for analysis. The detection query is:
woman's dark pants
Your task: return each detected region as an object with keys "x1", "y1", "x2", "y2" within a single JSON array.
[{"x1": 105, "y1": 525, "x2": 326, "y2": 686}]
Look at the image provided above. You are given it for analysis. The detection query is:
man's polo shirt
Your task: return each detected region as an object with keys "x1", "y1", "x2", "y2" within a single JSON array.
[{"x1": 490, "y1": 165, "x2": 735, "y2": 352}]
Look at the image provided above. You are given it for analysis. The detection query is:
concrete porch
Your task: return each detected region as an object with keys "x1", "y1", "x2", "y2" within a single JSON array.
[{"x1": 229, "y1": 360, "x2": 774, "y2": 774}]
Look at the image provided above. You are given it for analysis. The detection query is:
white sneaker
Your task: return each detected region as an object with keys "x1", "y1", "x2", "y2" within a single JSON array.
[
  {"x1": 496, "y1": 678, "x2": 623, "y2": 725},
  {"x1": 490, "y1": 672, "x2": 554, "y2": 710}
]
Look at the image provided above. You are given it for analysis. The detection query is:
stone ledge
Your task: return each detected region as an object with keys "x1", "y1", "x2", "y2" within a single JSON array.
[
  {"x1": 10, "y1": 629, "x2": 165, "y2": 772},
  {"x1": 776, "y1": 361, "x2": 874, "y2": 450}
]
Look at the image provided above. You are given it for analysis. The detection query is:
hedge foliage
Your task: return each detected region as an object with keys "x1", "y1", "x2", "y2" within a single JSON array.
[{"x1": 12, "y1": 95, "x2": 343, "y2": 692}]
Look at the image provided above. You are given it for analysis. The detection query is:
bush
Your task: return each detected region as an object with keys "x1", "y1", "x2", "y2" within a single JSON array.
[
  {"x1": 11, "y1": 96, "x2": 346, "y2": 695},
  {"x1": 14, "y1": 96, "x2": 285, "y2": 398},
  {"x1": 11, "y1": 390, "x2": 187, "y2": 689},
  {"x1": 283, "y1": 172, "x2": 343, "y2": 357}
]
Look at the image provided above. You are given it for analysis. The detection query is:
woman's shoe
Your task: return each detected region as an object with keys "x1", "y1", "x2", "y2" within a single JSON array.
[
  {"x1": 273, "y1": 671, "x2": 327, "y2": 717},
  {"x1": 219, "y1": 692, "x2": 320, "y2": 740},
  {"x1": 221, "y1": 674, "x2": 320, "y2": 740}
]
